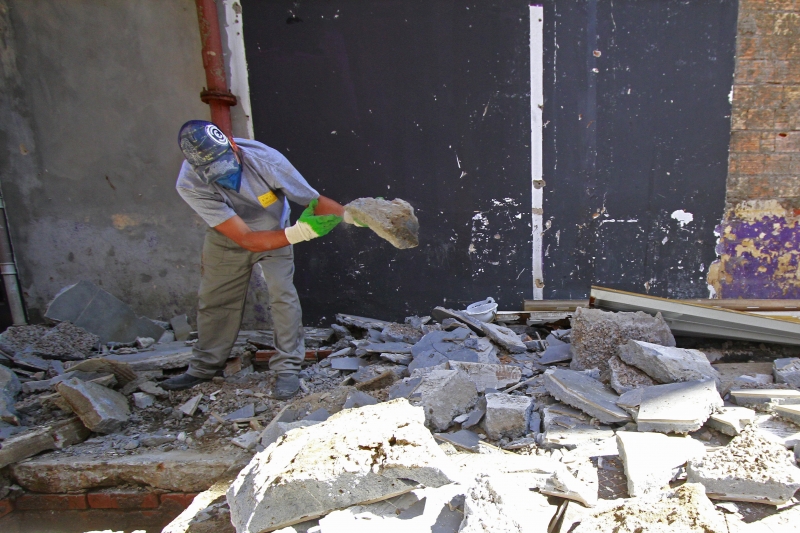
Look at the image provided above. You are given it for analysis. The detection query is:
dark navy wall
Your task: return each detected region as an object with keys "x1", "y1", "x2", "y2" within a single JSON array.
[{"x1": 242, "y1": 0, "x2": 533, "y2": 323}]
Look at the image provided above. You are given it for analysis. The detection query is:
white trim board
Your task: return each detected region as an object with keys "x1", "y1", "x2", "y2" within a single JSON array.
[
  {"x1": 530, "y1": 6, "x2": 544, "y2": 300},
  {"x1": 223, "y1": 0, "x2": 254, "y2": 139}
]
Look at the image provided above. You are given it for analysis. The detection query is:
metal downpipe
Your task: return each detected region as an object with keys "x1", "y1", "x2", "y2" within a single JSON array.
[
  {"x1": 194, "y1": 0, "x2": 237, "y2": 138},
  {"x1": 0, "y1": 186, "x2": 26, "y2": 325}
]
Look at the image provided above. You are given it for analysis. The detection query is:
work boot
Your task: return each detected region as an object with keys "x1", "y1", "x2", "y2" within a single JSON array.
[
  {"x1": 272, "y1": 373, "x2": 300, "y2": 400},
  {"x1": 161, "y1": 372, "x2": 211, "y2": 391}
]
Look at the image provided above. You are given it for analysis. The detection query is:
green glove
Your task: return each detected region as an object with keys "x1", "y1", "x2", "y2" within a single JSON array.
[
  {"x1": 284, "y1": 199, "x2": 342, "y2": 244},
  {"x1": 343, "y1": 210, "x2": 368, "y2": 227}
]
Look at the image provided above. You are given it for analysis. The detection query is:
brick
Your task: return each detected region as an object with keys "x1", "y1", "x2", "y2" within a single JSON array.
[
  {"x1": 775, "y1": 131, "x2": 800, "y2": 151},
  {"x1": 763, "y1": 153, "x2": 794, "y2": 173},
  {"x1": 733, "y1": 85, "x2": 756, "y2": 106},
  {"x1": 759, "y1": 0, "x2": 800, "y2": 12},
  {"x1": 747, "y1": 107, "x2": 776, "y2": 129},
  {"x1": 730, "y1": 154, "x2": 765, "y2": 175},
  {"x1": 87, "y1": 491, "x2": 159, "y2": 509},
  {"x1": 773, "y1": 12, "x2": 800, "y2": 36},
  {"x1": 14, "y1": 493, "x2": 88, "y2": 511},
  {"x1": 730, "y1": 131, "x2": 762, "y2": 152},
  {"x1": 0, "y1": 499, "x2": 13, "y2": 519},
  {"x1": 753, "y1": 84, "x2": 785, "y2": 107},
  {"x1": 738, "y1": 36, "x2": 761, "y2": 59},
  {"x1": 735, "y1": 59, "x2": 772, "y2": 84},
  {"x1": 159, "y1": 492, "x2": 199, "y2": 508}
]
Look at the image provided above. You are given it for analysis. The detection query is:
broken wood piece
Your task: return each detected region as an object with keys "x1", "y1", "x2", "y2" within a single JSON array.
[
  {"x1": 64, "y1": 357, "x2": 137, "y2": 385},
  {"x1": 179, "y1": 393, "x2": 203, "y2": 417},
  {"x1": 0, "y1": 417, "x2": 90, "y2": 468}
]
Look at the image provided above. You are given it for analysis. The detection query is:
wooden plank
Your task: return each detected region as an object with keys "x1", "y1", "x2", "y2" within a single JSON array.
[
  {"x1": 674, "y1": 299, "x2": 800, "y2": 312},
  {"x1": 523, "y1": 299, "x2": 589, "y2": 311}
]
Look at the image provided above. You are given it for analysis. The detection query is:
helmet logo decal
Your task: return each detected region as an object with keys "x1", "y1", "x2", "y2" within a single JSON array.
[{"x1": 205, "y1": 125, "x2": 228, "y2": 146}]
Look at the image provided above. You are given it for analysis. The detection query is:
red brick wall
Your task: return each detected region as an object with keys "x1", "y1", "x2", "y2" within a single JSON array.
[{"x1": 709, "y1": 0, "x2": 800, "y2": 298}]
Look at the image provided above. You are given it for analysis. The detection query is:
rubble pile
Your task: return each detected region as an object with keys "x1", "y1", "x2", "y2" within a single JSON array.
[{"x1": 1, "y1": 299, "x2": 800, "y2": 532}]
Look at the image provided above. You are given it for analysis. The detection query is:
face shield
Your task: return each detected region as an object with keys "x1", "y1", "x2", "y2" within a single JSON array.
[{"x1": 178, "y1": 121, "x2": 243, "y2": 192}]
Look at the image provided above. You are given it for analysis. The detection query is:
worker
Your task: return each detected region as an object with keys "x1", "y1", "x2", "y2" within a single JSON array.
[{"x1": 162, "y1": 120, "x2": 362, "y2": 399}]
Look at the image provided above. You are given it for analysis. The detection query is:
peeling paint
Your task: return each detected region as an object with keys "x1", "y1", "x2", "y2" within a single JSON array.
[
  {"x1": 708, "y1": 200, "x2": 800, "y2": 298},
  {"x1": 670, "y1": 209, "x2": 694, "y2": 227}
]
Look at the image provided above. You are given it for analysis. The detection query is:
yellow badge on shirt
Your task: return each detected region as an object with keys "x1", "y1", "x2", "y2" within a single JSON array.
[{"x1": 258, "y1": 191, "x2": 278, "y2": 208}]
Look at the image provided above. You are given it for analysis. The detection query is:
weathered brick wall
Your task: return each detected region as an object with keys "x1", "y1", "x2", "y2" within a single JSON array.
[{"x1": 708, "y1": 0, "x2": 800, "y2": 298}]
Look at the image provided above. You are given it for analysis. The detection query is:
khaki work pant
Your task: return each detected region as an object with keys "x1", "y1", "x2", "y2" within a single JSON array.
[{"x1": 187, "y1": 228, "x2": 305, "y2": 378}]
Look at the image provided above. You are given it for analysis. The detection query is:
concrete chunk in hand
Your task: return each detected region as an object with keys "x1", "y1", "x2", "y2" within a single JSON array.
[
  {"x1": 55, "y1": 377, "x2": 130, "y2": 434},
  {"x1": 226, "y1": 399, "x2": 455, "y2": 533},
  {"x1": 619, "y1": 340, "x2": 719, "y2": 387},
  {"x1": 544, "y1": 368, "x2": 631, "y2": 424},
  {"x1": 344, "y1": 197, "x2": 419, "y2": 249}
]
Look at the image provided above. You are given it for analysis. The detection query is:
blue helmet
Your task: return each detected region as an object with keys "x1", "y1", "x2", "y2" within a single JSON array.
[{"x1": 178, "y1": 120, "x2": 242, "y2": 191}]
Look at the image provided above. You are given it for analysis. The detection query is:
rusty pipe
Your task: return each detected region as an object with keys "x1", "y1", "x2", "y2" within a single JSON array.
[{"x1": 194, "y1": 0, "x2": 237, "y2": 138}]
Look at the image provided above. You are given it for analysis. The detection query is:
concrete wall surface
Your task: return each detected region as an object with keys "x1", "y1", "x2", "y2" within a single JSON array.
[
  {"x1": 0, "y1": 0, "x2": 213, "y2": 323},
  {"x1": 709, "y1": 0, "x2": 800, "y2": 298}
]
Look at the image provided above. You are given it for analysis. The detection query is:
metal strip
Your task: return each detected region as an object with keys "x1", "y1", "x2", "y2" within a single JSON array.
[{"x1": 530, "y1": 5, "x2": 544, "y2": 300}]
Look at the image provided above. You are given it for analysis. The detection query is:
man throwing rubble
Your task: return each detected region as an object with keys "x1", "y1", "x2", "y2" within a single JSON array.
[{"x1": 162, "y1": 120, "x2": 361, "y2": 399}]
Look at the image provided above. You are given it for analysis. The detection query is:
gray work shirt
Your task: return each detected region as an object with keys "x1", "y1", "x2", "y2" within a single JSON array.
[{"x1": 176, "y1": 139, "x2": 319, "y2": 231}]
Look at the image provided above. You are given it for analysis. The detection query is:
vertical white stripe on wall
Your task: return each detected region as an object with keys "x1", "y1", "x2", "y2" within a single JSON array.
[
  {"x1": 223, "y1": 0, "x2": 255, "y2": 138},
  {"x1": 530, "y1": 5, "x2": 544, "y2": 300}
]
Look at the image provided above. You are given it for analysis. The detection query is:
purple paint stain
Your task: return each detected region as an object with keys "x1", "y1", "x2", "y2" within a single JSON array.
[{"x1": 716, "y1": 215, "x2": 800, "y2": 299}]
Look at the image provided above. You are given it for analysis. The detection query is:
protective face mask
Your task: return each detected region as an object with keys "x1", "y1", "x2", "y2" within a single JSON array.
[{"x1": 214, "y1": 166, "x2": 242, "y2": 192}]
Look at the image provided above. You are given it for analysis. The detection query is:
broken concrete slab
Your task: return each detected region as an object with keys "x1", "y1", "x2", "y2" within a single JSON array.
[
  {"x1": 480, "y1": 322, "x2": 527, "y2": 354},
  {"x1": 0, "y1": 364, "x2": 21, "y2": 424},
  {"x1": 687, "y1": 426, "x2": 800, "y2": 505},
  {"x1": 539, "y1": 343, "x2": 573, "y2": 365},
  {"x1": 24, "y1": 321, "x2": 99, "y2": 360},
  {"x1": 11, "y1": 449, "x2": 247, "y2": 493},
  {"x1": 774, "y1": 404, "x2": 800, "y2": 427},
  {"x1": 344, "y1": 197, "x2": 419, "y2": 249},
  {"x1": 380, "y1": 322, "x2": 424, "y2": 344},
  {"x1": 618, "y1": 380, "x2": 722, "y2": 434},
  {"x1": 608, "y1": 355, "x2": 656, "y2": 394},
  {"x1": 162, "y1": 479, "x2": 233, "y2": 533},
  {"x1": 544, "y1": 368, "x2": 631, "y2": 424},
  {"x1": 572, "y1": 483, "x2": 728, "y2": 533},
  {"x1": 226, "y1": 399, "x2": 455, "y2": 533},
  {"x1": 66, "y1": 356, "x2": 138, "y2": 386},
  {"x1": 179, "y1": 393, "x2": 203, "y2": 417},
  {"x1": 570, "y1": 307, "x2": 675, "y2": 375},
  {"x1": 260, "y1": 420, "x2": 320, "y2": 448},
  {"x1": 388, "y1": 376, "x2": 422, "y2": 400},
  {"x1": 343, "y1": 390, "x2": 378, "y2": 409},
  {"x1": 752, "y1": 414, "x2": 800, "y2": 448},
  {"x1": 460, "y1": 475, "x2": 558, "y2": 532},
  {"x1": 730, "y1": 388, "x2": 800, "y2": 411},
  {"x1": 412, "y1": 369, "x2": 478, "y2": 431},
  {"x1": 232, "y1": 430, "x2": 261, "y2": 451},
  {"x1": 55, "y1": 378, "x2": 130, "y2": 434},
  {"x1": 481, "y1": 393, "x2": 532, "y2": 441},
  {"x1": 225, "y1": 403, "x2": 255, "y2": 422},
  {"x1": 335, "y1": 314, "x2": 392, "y2": 331},
  {"x1": 617, "y1": 431, "x2": 705, "y2": 497},
  {"x1": 330, "y1": 356, "x2": 369, "y2": 371},
  {"x1": 132, "y1": 392, "x2": 155, "y2": 409},
  {"x1": 431, "y1": 307, "x2": 486, "y2": 336},
  {"x1": 434, "y1": 429, "x2": 482, "y2": 453},
  {"x1": 362, "y1": 341, "x2": 413, "y2": 354},
  {"x1": 619, "y1": 340, "x2": 720, "y2": 387},
  {"x1": 170, "y1": 314, "x2": 192, "y2": 342},
  {"x1": 106, "y1": 341, "x2": 193, "y2": 371},
  {"x1": 773, "y1": 357, "x2": 800, "y2": 388},
  {"x1": 706, "y1": 406, "x2": 757, "y2": 436},
  {"x1": 712, "y1": 362, "x2": 774, "y2": 395},
  {"x1": 45, "y1": 280, "x2": 165, "y2": 343},
  {"x1": 0, "y1": 417, "x2": 90, "y2": 469},
  {"x1": 449, "y1": 361, "x2": 521, "y2": 392},
  {"x1": 379, "y1": 352, "x2": 412, "y2": 365}
]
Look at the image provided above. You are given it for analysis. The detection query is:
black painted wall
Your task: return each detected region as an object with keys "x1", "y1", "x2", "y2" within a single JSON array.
[
  {"x1": 241, "y1": 0, "x2": 737, "y2": 323},
  {"x1": 242, "y1": 1, "x2": 533, "y2": 323},
  {"x1": 541, "y1": 0, "x2": 738, "y2": 299}
]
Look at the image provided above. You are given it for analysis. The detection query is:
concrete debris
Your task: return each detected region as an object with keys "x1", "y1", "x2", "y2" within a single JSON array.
[
  {"x1": 687, "y1": 426, "x2": 800, "y2": 505},
  {"x1": 618, "y1": 380, "x2": 722, "y2": 434},
  {"x1": 729, "y1": 388, "x2": 800, "y2": 411},
  {"x1": 225, "y1": 403, "x2": 255, "y2": 421},
  {"x1": 45, "y1": 280, "x2": 165, "y2": 343},
  {"x1": 544, "y1": 368, "x2": 632, "y2": 424},
  {"x1": 231, "y1": 430, "x2": 261, "y2": 451},
  {"x1": 0, "y1": 324, "x2": 49, "y2": 355},
  {"x1": 55, "y1": 378, "x2": 130, "y2": 434},
  {"x1": 617, "y1": 431, "x2": 705, "y2": 496},
  {"x1": 335, "y1": 313, "x2": 392, "y2": 331},
  {"x1": 380, "y1": 322, "x2": 424, "y2": 344},
  {"x1": 106, "y1": 341, "x2": 194, "y2": 370},
  {"x1": 412, "y1": 369, "x2": 478, "y2": 431},
  {"x1": 460, "y1": 475, "x2": 557, "y2": 532},
  {"x1": 132, "y1": 391, "x2": 155, "y2": 409},
  {"x1": 162, "y1": 479, "x2": 233, "y2": 533},
  {"x1": 479, "y1": 321, "x2": 527, "y2": 353},
  {"x1": 430, "y1": 307, "x2": 486, "y2": 336},
  {"x1": 572, "y1": 483, "x2": 728, "y2": 533},
  {"x1": 387, "y1": 376, "x2": 422, "y2": 399},
  {"x1": 330, "y1": 356, "x2": 369, "y2": 371},
  {"x1": 0, "y1": 417, "x2": 90, "y2": 469},
  {"x1": 713, "y1": 361, "x2": 774, "y2": 395},
  {"x1": 449, "y1": 361, "x2": 521, "y2": 392},
  {"x1": 481, "y1": 392, "x2": 532, "y2": 440},
  {"x1": 773, "y1": 357, "x2": 800, "y2": 388},
  {"x1": 540, "y1": 404, "x2": 616, "y2": 454},
  {"x1": 539, "y1": 343, "x2": 573, "y2": 364},
  {"x1": 570, "y1": 308, "x2": 675, "y2": 376},
  {"x1": 179, "y1": 393, "x2": 203, "y2": 417},
  {"x1": 362, "y1": 341, "x2": 413, "y2": 354},
  {"x1": 434, "y1": 429, "x2": 482, "y2": 452},
  {"x1": 226, "y1": 399, "x2": 454, "y2": 532},
  {"x1": 342, "y1": 390, "x2": 378, "y2": 409},
  {"x1": 619, "y1": 340, "x2": 720, "y2": 387},
  {"x1": 0, "y1": 364, "x2": 21, "y2": 424},
  {"x1": 706, "y1": 406, "x2": 757, "y2": 436},
  {"x1": 752, "y1": 414, "x2": 800, "y2": 448},
  {"x1": 344, "y1": 197, "x2": 419, "y2": 249},
  {"x1": 379, "y1": 352, "x2": 412, "y2": 365},
  {"x1": 66, "y1": 356, "x2": 138, "y2": 386},
  {"x1": 774, "y1": 404, "x2": 800, "y2": 427},
  {"x1": 260, "y1": 420, "x2": 320, "y2": 448},
  {"x1": 607, "y1": 355, "x2": 656, "y2": 394},
  {"x1": 170, "y1": 313, "x2": 192, "y2": 342},
  {"x1": 24, "y1": 321, "x2": 99, "y2": 360}
]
